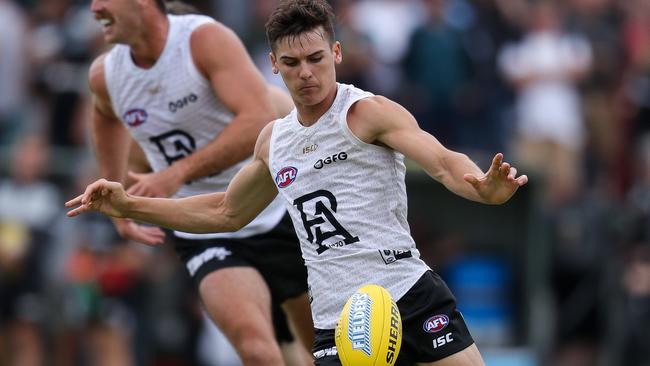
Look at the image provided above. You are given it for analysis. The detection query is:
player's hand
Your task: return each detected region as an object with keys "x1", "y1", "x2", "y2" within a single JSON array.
[
  {"x1": 113, "y1": 217, "x2": 166, "y2": 246},
  {"x1": 126, "y1": 168, "x2": 184, "y2": 198},
  {"x1": 65, "y1": 179, "x2": 130, "y2": 218},
  {"x1": 463, "y1": 153, "x2": 528, "y2": 204}
]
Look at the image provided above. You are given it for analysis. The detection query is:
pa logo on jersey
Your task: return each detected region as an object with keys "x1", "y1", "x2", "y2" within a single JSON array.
[
  {"x1": 123, "y1": 108, "x2": 148, "y2": 127},
  {"x1": 423, "y1": 315, "x2": 449, "y2": 333},
  {"x1": 276, "y1": 167, "x2": 298, "y2": 188}
]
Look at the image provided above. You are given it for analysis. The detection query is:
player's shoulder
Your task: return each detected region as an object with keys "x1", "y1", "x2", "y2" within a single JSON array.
[
  {"x1": 253, "y1": 120, "x2": 278, "y2": 161},
  {"x1": 349, "y1": 95, "x2": 398, "y2": 120},
  {"x1": 88, "y1": 53, "x2": 109, "y2": 94},
  {"x1": 189, "y1": 18, "x2": 244, "y2": 71},
  {"x1": 347, "y1": 95, "x2": 400, "y2": 131},
  {"x1": 190, "y1": 18, "x2": 239, "y2": 47}
]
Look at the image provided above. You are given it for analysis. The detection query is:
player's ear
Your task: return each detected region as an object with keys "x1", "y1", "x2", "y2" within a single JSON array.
[
  {"x1": 333, "y1": 41, "x2": 342, "y2": 65},
  {"x1": 269, "y1": 52, "x2": 279, "y2": 74}
]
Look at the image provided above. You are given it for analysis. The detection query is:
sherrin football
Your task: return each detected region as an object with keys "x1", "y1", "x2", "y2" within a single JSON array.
[{"x1": 335, "y1": 284, "x2": 402, "y2": 366}]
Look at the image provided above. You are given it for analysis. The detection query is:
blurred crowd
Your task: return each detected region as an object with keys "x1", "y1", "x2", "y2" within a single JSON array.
[{"x1": 1, "y1": 0, "x2": 649, "y2": 365}]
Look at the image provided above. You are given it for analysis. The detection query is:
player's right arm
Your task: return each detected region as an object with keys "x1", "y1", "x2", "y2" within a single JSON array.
[
  {"x1": 88, "y1": 55, "x2": 131, "y2": 182},
  {"x1": 66, "y1": 122, "x2": 278, "y2": 234},
  {"x1": 88, "y1": 55, "x2": 165, "y2": 245}
]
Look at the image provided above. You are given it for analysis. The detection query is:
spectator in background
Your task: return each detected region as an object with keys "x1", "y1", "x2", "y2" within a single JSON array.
[
  {"x1": 28, "y1": 0, "x2": 104, "y2": 146},
  {"x1": 0, "y1": 135, "x2": 60, "y2": 366},
  {"x1": 350, "y1": 0, "x2": 423, "y2": 94},
  {"x1": 618, "y1": 133, "x2": 650, "y2": 366},
  {"x1": 331, "y1": 0, "x2": 374, "y2": 91},
  {"x1": 499, "y1": 0, "x2": 591, "y2": 207},
  {"x1": 401, "y1": 0, "x2": 473, "y2": 148},
  {"x1": 0, "y1": 0, "x2": 29, "y2": 144}
]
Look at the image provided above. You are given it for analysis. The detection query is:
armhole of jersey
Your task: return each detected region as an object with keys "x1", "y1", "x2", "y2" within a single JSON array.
[
  {"x1": 184, "y1": 19, "x2": 216, "y2": 88},
  {"x1": 268, "y1": 118, "x2": 280, "y2": 175},
  {"x1": 337, "y1": 93, "x2": 387, "y2": 153},
  {"x1": 103, "y1": 51, "x2": 121, "y2": 121}
]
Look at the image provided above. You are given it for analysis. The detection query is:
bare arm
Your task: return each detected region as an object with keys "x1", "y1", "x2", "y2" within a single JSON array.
[
  {"x1": 127, "y1": 22, "x2": 277, "y2": 197},
  {"x1": 89, "y1": 55, "x2": 131, "y2": 182},
  {"x1": 66, "y1": 123, "x2": 278, "y2": 233},
  {"x1": 347, "y1": 96, "x2": 527, "y2": 204},
  {"x1": 88, "y1": 55, "x2": 165, "y2": 245},
  {"x1": 168, "y1": 22, "x2": 276, "y2": 182}
]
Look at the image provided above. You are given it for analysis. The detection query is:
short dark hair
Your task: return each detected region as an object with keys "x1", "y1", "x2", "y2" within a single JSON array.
[
  {"x1": 153, "y1": 0, "x2": 166, "y2": 13},
  {"x1": 265, "y1": 0, "x2": 336, "y2": 52},
  {"x1": 165, "y1": 0, "x2": 199, "y2": 14}
]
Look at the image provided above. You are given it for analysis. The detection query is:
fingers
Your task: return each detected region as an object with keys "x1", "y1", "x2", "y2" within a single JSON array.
[
  {"x1": 516, "y1": 174, "x2": 528, "y2": 186},
  {"x1": 65, "y1": 194, "x2": 84, "y2": 208},
  {"x1": 126, "y1": 183, "x2": 144, "y2": 196},
  {"x1": 66, "y1": 203, "x2": 94, "y2": 217},
  {"x1": 126, "y1": 223, "x2": 166, "y2": 246},
  {"x1": 490, "y1": 153, "x2": 504, "y2": 174}
]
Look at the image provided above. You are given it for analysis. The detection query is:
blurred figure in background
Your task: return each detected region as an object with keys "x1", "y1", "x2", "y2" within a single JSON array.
[
  {"x1": 0, "y1": 135, "x2": 60, "y2": 366},
  {"x1": 499, "y1": 0, "x2": 592, "y2": 207},
  {"x1": 401, "y1": 0, "x2": 474, "y2": 149},
  {"x1": 617, "y1": 134, "x2": 650, "y2": 366},
  {"x1": 0, "y1": 0, "x2": 29, "y2": 144}
]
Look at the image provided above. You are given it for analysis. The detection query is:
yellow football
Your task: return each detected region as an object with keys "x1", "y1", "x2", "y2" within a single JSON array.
[{"x1": 335, "y1": 284, "x2": 402, "y2": 366}]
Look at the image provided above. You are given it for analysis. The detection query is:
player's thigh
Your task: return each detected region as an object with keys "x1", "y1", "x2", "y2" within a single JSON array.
[
  {"x1": 417, "y1": 344, "x2": 484, "y2": 366},
  {"x1": 198, "y1": 266, "x2": 275, "y2": 339}
]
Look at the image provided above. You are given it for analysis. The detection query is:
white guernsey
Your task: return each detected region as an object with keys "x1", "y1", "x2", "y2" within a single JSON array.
[
  {"x1": 269, "y1": 83, "x2": 430, "y2": 329},
  {"x1": 104, "y1": 14, "x2": 286, "y2": 239}
]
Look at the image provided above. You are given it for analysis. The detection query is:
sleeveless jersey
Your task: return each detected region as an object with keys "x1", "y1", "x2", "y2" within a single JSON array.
[
  {"x1": 104, "y1": 14, "x2": 285, "y2": 239},
  {"x1": 268, "y1": 83, "x2": 430, "y2": 329}
]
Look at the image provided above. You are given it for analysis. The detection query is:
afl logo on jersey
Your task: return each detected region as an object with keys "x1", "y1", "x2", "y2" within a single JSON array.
[
  {"x1": 123, "y1": 109, "x2": 148, "y2": 127},
  {"x1": 423, "y1": 315, "x2": 449, "y2": 333},
  {"x1": 276, "y1": 167, "x2": 298, "y2": 188}
]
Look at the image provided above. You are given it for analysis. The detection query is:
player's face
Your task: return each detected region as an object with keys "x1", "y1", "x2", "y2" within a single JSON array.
[
  {"x1": 90, "y1": 0, "x2": 142, "y2": 44},
  {"x1": 270, "y1": 27, "x2": 342, "y2": 107}
]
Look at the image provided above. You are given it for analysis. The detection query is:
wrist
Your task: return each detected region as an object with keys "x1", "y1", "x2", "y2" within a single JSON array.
[{"x1": 171, "y1": 160, "x2": 192, "y2": 185}]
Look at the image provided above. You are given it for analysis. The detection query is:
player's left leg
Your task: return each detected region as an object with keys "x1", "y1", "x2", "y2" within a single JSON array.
[
  {"x1": 273, "y1": 299, "x2": 314, "y2": 366},
  {"x1": 282, "y1": 293, "x2": 315, "y2": 353}
]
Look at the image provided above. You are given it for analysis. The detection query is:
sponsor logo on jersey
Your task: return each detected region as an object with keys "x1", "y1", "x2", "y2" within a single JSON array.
[
  {"x1": 276, "y1": 167, "x2": 298, "y2": 188},
  {"x1": 379, "y1": 249, "x2": 413, "y2": 265},
  {"x1": 347, "y1": 292, "x2": 372, "y2": 356},
  {"x1": 423, "y1": 314, "x2": 449, "y2": 333},
  {"x1": 293, "y1": 190, "x2": 360, "y2": 254},
  {"x1": 123, "y1": 108, "x2": 148, "y2": 127},
  {"x1": 314, "y1": 151, "x2": 347, "y2": 169},
  {"x1": 149, "y1": 129, "x2": 196, "y2": 166},
  {"x1": 169, "y1": 93, "x2": 198, "y2": 113},
  {"x1": 303, "y1": 143, "x2": 318, "y2": 154}
]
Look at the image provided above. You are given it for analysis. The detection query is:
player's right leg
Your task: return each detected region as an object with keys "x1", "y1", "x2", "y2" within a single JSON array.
[
  {"x1": 199, "y1": 266, "x2": 284, "y2": 366},
  {"x1": 175, "y1": 236, "x2": 287, "y2": 366}
]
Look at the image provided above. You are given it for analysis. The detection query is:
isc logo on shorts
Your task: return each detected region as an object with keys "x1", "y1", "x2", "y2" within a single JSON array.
[
  {"x1": 423, "y1": 314, "x2": 449, "y2": 333},
  {"x1": 276, "y1": 166, "x2": 298, "y2": 188}
]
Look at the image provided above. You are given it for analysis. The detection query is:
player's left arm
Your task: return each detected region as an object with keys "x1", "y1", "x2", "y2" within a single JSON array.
[
  {"x1": 127, "y1": 22, "x2": 276, "y2": 197},
  {"x1": 347, "y1": 96, "x2": 528, "y2": 204}
]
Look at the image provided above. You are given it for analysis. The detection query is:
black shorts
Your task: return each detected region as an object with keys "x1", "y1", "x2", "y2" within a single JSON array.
[
  {"x1": 173, "y1": 213, "x2": 308, "y2": 306},
  {"x1": 312, "y1": 270, "x2": 474, "y2": 365}
]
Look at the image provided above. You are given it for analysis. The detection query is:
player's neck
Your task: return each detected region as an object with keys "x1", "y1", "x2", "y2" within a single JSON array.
[
  {"x1": 296, "y1": 84, "x2": 338, "y2": 127},
  {"x1": 129, "y1": 12, "x2": 169, "y2": 69}
]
